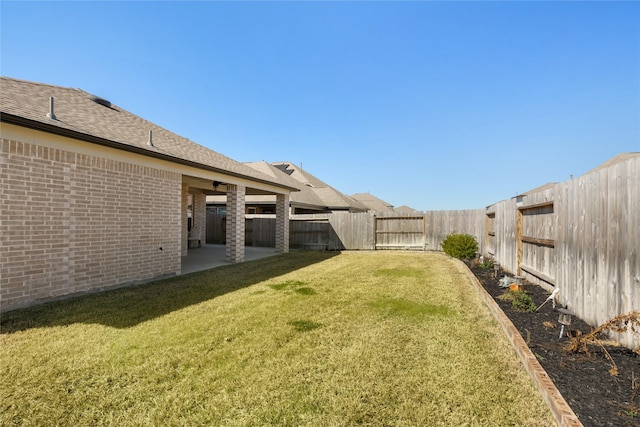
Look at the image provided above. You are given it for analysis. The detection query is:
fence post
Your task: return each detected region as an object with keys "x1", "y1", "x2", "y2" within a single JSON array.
[
  {"x1": 516, "y1": 207, "x2": 523, "y2": 275},
  {"x1": 422, "y1": 214, "x2": 427, "y2": 250},
  {"x1": 373, "y1": 214, "x2": 377, "y2": 250}
]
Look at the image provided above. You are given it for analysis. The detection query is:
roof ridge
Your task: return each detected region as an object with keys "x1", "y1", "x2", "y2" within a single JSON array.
[{"x1": 1, "y1": 76, "x2": 75, "y2": 91}]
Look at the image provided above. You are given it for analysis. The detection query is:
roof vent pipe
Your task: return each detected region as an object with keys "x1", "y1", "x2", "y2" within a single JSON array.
[
  {"x1": 46, "y1": 97, "x2": 57, "y2": 120},
  {"x1": 148, "y1": 130, "x2": 154, "y2": 147}
]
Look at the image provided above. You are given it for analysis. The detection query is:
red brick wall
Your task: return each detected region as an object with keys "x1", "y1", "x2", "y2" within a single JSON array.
[{"x1": 0, "y1": 137, "x2": 182, "y2": 310}]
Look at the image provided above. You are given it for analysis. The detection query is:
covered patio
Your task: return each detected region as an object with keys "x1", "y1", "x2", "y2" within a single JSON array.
[
  {"x1": 180, "y1": 244, "x2": 280, "y2": 275},
  {"x1": 182, "y1": 176, "x2": 295, "y2": 267}
]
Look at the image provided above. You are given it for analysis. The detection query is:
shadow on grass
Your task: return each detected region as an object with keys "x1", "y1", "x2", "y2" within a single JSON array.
[{"x1": 1, "y1": 251, "x2": 338, "y2": 333}]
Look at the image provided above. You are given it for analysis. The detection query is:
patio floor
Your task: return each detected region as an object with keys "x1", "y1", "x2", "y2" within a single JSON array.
[{"x1": 180, "y1": 244, "x2": 280, "y2": 275}]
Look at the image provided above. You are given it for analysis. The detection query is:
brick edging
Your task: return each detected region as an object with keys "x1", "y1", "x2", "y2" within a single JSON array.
[{"x1": 459, "y1": 261, "x2": 583, "y2": 427}]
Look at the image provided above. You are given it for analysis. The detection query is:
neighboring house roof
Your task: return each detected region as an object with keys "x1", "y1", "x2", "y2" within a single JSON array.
[
  {"x1": 242, "y1": 161, "x2": 327, "y2": 209},
  {"x1": 0, "y1": 77, "x2": 297, "y2": 193},
  {"x1": 510, "y1": 152, "x2": 640, "y2": 203},
  {"x1": 351, "y1": 193, "x2": 395, "y2": 212},
  {"x1": 245, "y1": 161, "x2": 305, "y2": 193},
  {"x1": 272, "y1": 162, "x2": 369, "y2": 212},
  {"x1": 252, "y1": 162, "x2": 369, "y2": 212},
  {"x1": 517, "y1": 182, "x2": 557, "y2": 197},
  {"x1": 394, "y1": 205, "x2": 421, "y2": 214},
  {"x1": 584, "y1": 152, "x2": 640, "y2": 174}
]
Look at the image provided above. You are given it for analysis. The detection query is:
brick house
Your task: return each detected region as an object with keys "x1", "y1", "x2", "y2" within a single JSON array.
[{"x1": 0, "y1": 77, "x2": 298, "y2": 311}]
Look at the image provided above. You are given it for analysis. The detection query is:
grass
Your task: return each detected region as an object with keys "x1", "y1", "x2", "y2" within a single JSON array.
[{"x1": 1, "y1": 251, "x2": 554, "y2": 426}]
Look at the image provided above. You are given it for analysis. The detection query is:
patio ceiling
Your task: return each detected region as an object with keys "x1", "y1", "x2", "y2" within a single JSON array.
[{"x1": 182, "y1": 175, "x2": 284, "y2": 196}]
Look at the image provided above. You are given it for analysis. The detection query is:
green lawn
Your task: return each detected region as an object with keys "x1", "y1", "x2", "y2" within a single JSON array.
[{"x1": 1, "y1": 251, "x2": 554, "y2": 426}]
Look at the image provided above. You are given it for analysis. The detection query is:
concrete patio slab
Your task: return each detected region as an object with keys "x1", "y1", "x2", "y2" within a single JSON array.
[{"x1": 181, "y1": 244, "x2": 280, "y2": 275}]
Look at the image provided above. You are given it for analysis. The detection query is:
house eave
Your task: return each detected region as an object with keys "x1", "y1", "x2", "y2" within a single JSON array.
[{"x1": 1, "y1": 113, "x2": 299, "y2": 193}]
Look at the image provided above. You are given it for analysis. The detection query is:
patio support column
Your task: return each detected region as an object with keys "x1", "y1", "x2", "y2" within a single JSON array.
[
  {"x1": 275, "y1": 193, "x2": 290, "y2": 253},
  {"x1": 181, "y1": 182, "x2": 189, "y2": 256},
  {"x1": 225, "y1": 184, "x2": 245, "y2": 263},
  {"x1": 192, "y1": 192, "x2": 206, "y2": 246}
]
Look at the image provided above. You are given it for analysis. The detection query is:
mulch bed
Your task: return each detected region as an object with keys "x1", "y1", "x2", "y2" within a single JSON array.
[{"x1": 468, "y1": 262, "x2": 640, "y2": 427}]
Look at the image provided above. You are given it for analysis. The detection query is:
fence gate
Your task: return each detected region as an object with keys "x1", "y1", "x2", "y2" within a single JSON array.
[{"x1": 374, "y1": 215, "x2": 426, "y2": 250}]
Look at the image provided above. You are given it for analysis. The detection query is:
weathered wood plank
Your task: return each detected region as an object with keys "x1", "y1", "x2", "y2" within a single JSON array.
[
  {"x1": 521, "y1": 236, "x2": 555, "y2": 247},
  {"x1": 520, "y1": 263, "x2": 556, "y2": 287}
]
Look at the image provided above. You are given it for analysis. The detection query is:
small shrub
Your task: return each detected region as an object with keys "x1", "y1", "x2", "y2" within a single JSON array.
[
  {"x1": 511, "y1": 291, "x2": 536, "y2": 312},
  {"x1": 440, "y1": 234, "x2": 478, "y2": 260},
  {"x1": 478, "y1": 258, "x2": 494, "y2": 269}
]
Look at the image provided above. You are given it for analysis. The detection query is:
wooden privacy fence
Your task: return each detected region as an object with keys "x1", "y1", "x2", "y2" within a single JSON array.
[
  {"x1": 206, "y1": 211, "x2": 486, "y2": 252},
  {"x1": 204, "y1": 153, "x2": 638, "y2": 348},
  {"x1": 485, "y1": 154, "x2": 639, "y2": 349}
]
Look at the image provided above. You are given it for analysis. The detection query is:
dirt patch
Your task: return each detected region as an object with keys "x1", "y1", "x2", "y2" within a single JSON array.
[{"x1": 469, "y1": 263, "x2": 640, "y2": 427}]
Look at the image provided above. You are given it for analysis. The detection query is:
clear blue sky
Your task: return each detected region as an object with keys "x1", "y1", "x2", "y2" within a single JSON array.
[{"x1": 2, "y1": 1, "x2": 639, "y2": 211}]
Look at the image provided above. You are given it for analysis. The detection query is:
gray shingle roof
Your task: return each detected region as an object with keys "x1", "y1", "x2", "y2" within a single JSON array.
[
  {"x1": 394, "y1": 205, "x2": 421, "y2": 214},
  {"x1": 584, "y1": 152, "x2": 639, "y2": 174},
  {"x1": 244, "y1": 162, "x2": 329, "y2": 209},
  {"x1": 270, "y1": 162, "x2": 369, "y2": 211},
  {"x1": 0, "y1": 77, "x2": 297, "y2": 191},
  {"x1": 245, "y1": 161, "x2": 304, "y2": 191},
  {"x1": 351, "y1": 193, "x2": 395, "y2": 212}
]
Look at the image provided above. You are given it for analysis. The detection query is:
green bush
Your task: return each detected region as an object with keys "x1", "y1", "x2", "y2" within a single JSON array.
[
  {"x1": 478, "y1": 258, "x2": 494, "y2": 269},
  {"x1": 440, "y1": 234, "x2": 479, "y2": 260},
  {"x1": 511, "y1": 291, "x2": 536, "y2": 312}
]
